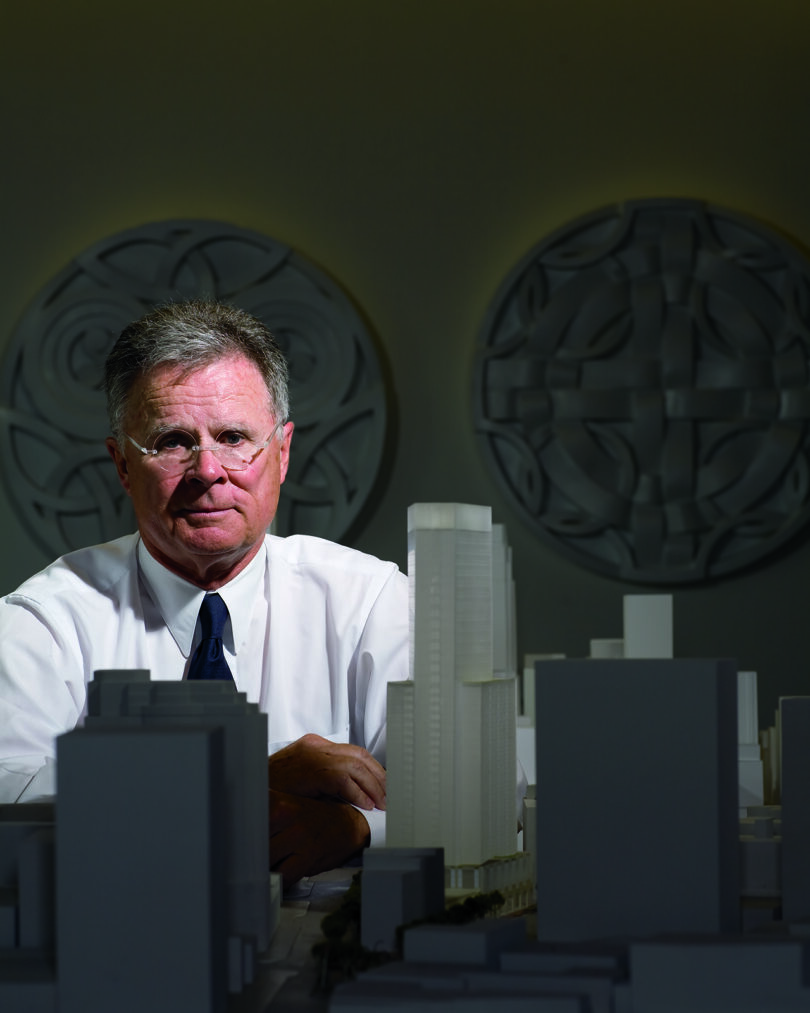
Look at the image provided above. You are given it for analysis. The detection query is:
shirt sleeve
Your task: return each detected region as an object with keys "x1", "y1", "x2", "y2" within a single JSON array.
[
  {"x1": 351, "y1": 566, "x2": 409, "y2": 765},
  {"x1": 0, "y1": 596, "x2": 84, "y2": 802},
  {"x1": 356, "y1": 805, "x2": 387, "y2": 848}
]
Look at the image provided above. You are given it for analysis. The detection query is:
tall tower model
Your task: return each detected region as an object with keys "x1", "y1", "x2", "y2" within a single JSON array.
[{"x1": 387, "y1": 503, "x2": 516, "y2": 868}]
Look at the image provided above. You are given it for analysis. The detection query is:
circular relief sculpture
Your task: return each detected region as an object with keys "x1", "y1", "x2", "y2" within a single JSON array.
[
  {"x1": 473, "y1": 198, "x2": 810, "y2": 583},
  {"x1": 0, "y1": 220, "x2": 389, "y2": 558}
]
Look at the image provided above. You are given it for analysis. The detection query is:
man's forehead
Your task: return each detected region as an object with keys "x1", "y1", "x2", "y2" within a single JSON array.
[
  {"x1": 128, "y1": 355, "x2": 275, "y2": 424},
  {"x1": 141, "y1": 352, "x2": 264, "y2": 388}
]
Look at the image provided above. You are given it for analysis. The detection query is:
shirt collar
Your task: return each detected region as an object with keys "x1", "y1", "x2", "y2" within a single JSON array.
[{"x1": 137, "y1": 538, "x2": 267, "y2": 657}]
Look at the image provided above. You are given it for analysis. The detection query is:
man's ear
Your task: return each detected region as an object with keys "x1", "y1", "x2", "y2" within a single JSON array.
[
  {"x1": 278, "y1": 422, "x2": 294, "y2": 485},
  {"x1": 106, "y1": 437, "x2": 132, "y2": 495}
]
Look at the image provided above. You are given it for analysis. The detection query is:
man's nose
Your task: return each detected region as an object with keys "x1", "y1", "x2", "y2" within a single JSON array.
[{"x1": 186, "y1": 446, "x2": 227, "y2": 480}]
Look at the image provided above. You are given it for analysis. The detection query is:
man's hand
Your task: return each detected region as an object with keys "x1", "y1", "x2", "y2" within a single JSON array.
[
  {"x1": 269, "y1": 789, "x2": 370, "y2": 887},
  {"x1": 267, "y1": 733, "x2": 386, "y2": 810}
]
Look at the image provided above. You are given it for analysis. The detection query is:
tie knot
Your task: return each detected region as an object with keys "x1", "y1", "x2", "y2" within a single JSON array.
[{"x1": 198, "y1": 593, "x2": 228, "y2": 640}]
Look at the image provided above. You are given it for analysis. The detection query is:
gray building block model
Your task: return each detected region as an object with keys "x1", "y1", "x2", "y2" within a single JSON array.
[
  {"x1": 628, "y1": 938, "x2": 810, "y2": 1013},
  {"x1": 0, "y1": 803, "x2": 56, "y2": 1013},
  {"x1": 739, "y1": 810, "x2": 782, "y2": 902},
  {"x1": 779, "y1": 696, "x2": 810, "y2": 924},
  {"x1": 402, "y1": 918, "x2": 528, "y2": 968},
  {"x1": 57, "y1": 725, "x2": 229, "y2": 1013},
  {"x1": 332, "y1": 975, "x2": 586, "y2": 1012},
  {"x1": 0, "y1": 672, "x2": 272, "y2": 1013},
  {"x1": 332, "y1": 923, "x2": 622, "y2": 1011},
  {"x1": 16, "y1": 826, "x2": 55, "y2": 952},
  {"x1": 84, "y1": 671, "x2": 272, "y2": 961},
  {"x1": 0, "y1": 805, "x2": 55, "y2": 944},
  {"x1": 360, "y1": 847, "x2": 445, "y2": 953},
  {"x1": 533, "y1": 658, "x2": 740, "y2": 941},
  {"x1": 331, "y1": 925, "x2": 810, "y2": 1011}
]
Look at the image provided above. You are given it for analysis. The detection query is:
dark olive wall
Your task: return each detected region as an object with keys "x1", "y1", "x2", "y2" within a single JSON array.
[{"x1": 3, "y1": 2, "x2": 809, "y2": 720}]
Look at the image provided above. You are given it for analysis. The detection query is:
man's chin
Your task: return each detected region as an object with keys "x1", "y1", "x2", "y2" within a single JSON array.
[
  {"x1": 179, "y1": 530, "x2": 243, "y2": 553},
  {"x1": 170, "y1": 518, "x2": 247, "y2": 556}
]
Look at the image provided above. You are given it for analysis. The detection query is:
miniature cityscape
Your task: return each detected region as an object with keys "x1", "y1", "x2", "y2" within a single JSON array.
[{"x1": 1, "y1": 503, "x2": 808, "y2": 1011}]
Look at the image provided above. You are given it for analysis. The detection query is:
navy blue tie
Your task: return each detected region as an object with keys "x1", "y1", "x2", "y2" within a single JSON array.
[{"x1": 187, "y1": 593, "x2": 233, "y2": 682}]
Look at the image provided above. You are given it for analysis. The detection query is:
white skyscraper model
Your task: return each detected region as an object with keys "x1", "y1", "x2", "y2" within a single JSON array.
[
  {"x1": 491, "y1": 523, "x2": 517, "y2": 682},
  {"x1": 387, "y1": 503, "x2": 517, "y2": 869}
]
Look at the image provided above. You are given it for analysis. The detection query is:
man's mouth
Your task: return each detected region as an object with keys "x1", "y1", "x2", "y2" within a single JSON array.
[{"x1": 179, "y1": 506, "x2": 231, "y2": 519}]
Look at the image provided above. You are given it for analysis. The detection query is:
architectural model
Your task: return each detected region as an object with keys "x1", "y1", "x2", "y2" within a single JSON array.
[
  {"x1": 491, "y1": 522, "x2": 518, "y2": 680},
  {"x1": 385, "y1": 504, "x2": 531, "y2": 903},
  {"x1": 0, "y1": 672, "x2": 275, "y2": 1013},
  {"x1": 4, "y1": 505, "x2": 810, "y2": 1012},
  {"x1": 622, "y1": 593, "x2": 673, "y2": 658},
  {"x1": 781, "y1": 696, "x2": 810, "y2": 923},
  {"x1": 334, "y1": 657, "x2": 810, "y2": 1012},
  {"x1": 738, "y1": 670, "x2": 765, "y2": 809},
  {"x1": 332, "y1": 560, "x2": 810, "y2": 1012},
  {"x1": 360, "y1": 847, "x2": 445, "y2": 953},
  {"x1": 534, "y1": 657, "x2": 740, "y2": 940}
]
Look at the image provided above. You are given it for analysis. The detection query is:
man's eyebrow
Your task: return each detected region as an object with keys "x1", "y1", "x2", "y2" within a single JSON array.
[
  {"x1": 145, "y1": 420, "x2": 261, "y2": 438},
  {"x1": 141, "y1": 423, "x2": 191, "y2": 441}
]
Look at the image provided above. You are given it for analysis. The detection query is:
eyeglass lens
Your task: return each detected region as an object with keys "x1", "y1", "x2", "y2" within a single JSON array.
[{"x1": 156, "y1": 438, "x2": 256, "y2": 472}]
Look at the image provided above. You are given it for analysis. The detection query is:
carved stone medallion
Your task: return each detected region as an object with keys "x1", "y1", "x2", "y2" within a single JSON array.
[
  {"x1": 0, "y1": 221, "x2": 389, "y2": 558},
  {"x1": 473, "y1": 199, "x2": 810, "y2": 583}
]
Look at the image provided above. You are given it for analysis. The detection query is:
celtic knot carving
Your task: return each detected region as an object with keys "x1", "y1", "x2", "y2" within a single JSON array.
[
  {"x1": 473, "y1": 199, "x2": 810, "y2": 583},
  {"x1": 0, "y1": 221, "x2": 389, "y2": 559}
]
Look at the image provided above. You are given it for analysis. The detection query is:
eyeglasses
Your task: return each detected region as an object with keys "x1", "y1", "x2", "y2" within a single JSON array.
[{"x1": 124, "y1": 420, "x2": 286, "y2": 476}]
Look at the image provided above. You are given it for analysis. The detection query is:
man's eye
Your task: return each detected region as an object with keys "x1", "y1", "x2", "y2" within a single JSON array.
[
  {"x1": 155, "y1": 432, "x2": 193, "y2": 452},
  {"x1": 218, "y1": 431, "x2": 248, "y2": 447}
]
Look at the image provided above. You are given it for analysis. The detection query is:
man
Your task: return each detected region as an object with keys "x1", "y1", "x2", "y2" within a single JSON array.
[{"x1": 0, "y1": 300, "x2": 408, "y2": 884}]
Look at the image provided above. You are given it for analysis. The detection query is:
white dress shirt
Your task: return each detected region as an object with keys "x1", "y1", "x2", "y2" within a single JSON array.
[{"x1": 0, "y1": 532, "x2": 408, "y2": 843}]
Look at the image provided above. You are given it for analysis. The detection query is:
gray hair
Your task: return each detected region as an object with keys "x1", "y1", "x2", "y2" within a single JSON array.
[{"x1": 104, "y1": 300, "x2": 290, "y2": 440}]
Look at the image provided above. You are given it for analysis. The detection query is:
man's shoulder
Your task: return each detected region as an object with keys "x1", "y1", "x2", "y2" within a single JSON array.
[
  {"x1": 4, "y1": 533, "x2": 139, "y2": 606},
  {"x1": 265, "y1": 533, "x2": 402, "y2": 583}
]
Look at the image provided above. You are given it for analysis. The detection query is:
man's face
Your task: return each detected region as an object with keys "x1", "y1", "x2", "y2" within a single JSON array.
[{"x1": 106, "y1": 354, "x2": 293, "y2": 588}]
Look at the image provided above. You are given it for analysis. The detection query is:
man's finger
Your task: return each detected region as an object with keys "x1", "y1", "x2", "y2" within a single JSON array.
[
  {"x1": 268, "y1": 734, "x2": 388, "y2": 807},
  {"x1": 330, "y1": 761, "x2": 386, "y2": 809}
]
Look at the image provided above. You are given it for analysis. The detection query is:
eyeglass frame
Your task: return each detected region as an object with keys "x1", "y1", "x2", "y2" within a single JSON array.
[{"x1": 123, "y1": 419, "x2": 288, "y2": 474}]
